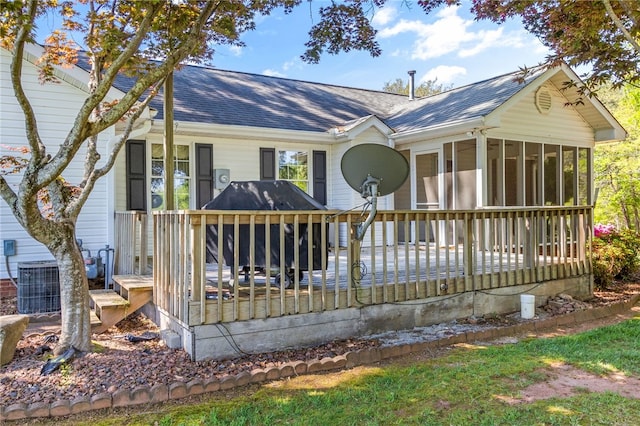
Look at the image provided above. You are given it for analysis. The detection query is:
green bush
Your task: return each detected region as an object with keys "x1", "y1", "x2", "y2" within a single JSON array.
[{"x1": 592, "y1": 227, "x2": 640, "y2": 289}]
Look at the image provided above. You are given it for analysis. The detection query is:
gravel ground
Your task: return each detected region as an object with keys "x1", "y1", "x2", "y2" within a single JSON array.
[{"x1": 1, "y1": 282, "x2": 638, "y2": 408}]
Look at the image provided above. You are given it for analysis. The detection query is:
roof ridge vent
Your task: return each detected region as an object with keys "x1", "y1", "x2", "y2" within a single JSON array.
[{"x1": 535, "y1": 87, "x2": 552, "y2": 114}]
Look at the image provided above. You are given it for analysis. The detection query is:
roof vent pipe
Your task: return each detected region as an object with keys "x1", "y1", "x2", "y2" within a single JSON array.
[{"x1": 408, "y1": 70, "x2": 416, "y2": 101}]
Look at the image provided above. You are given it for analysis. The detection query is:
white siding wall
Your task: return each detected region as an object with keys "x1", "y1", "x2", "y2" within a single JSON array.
[
  {"x1": 492, "y1": 82, "x2": 595, "y2": 147},
  {"x1": 125, "y1": 125, "x2": 395, "y2": 250},
  {"x1": 329, "y1": 127, "x2": 393, "y2": 247},
  {"x1": 113, "y1": 148, "x2": 128, "y2": 212},
  {"x1": 119, "y1": 131, "x2": 338, "y2": 253},
  {"x1": 137, "y1": 132, "x2": 334, "y2": 206},
  {"x1": 1, "y1": 49, "x2": 114, "y2": 279}
]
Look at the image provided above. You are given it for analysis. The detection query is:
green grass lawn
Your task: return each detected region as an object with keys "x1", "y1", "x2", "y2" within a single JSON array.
[{"x1": 55, "y1": 315, "x2": 640, "y2": 426}]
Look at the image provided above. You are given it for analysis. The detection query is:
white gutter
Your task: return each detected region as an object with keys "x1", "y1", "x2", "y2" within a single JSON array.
[
  {"x1": 150, "y1": 120, "x2": 339, "y2": 144},
  {"x1": 391, "y1": 116, "x2": 498, "y2": 144}
]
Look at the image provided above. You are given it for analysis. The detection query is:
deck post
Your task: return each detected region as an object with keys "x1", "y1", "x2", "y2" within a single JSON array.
[
  {"x1": 463, "y1": 213, "x2": 474, "y2": 290},
  {"x1": 350, "y1": 224, "x2": 362, "y2": 286}
]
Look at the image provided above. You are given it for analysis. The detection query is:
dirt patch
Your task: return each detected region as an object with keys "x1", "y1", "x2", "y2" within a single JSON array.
[{"x1": 496, "y1": 362, "x2": 640, "y2": 404}]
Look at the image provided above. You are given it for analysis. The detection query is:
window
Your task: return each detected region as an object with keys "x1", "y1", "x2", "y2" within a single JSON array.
[
  {"x1": 544, "y1": 145, "x2": 560, "y2": 205},
  {"x1": 578, "y1": 148, "x2": 590, "y2": 205},
  {"x1": 151, "y1": 144, "x2": 191, "y2": 210},
  {"x1": 278, "y1": 150, "x2": 308, "y2": 192},
  {"x1": 504, "y1": 140, "x2": 522, "y2": 206},
  {"x1": 525, "y1": 143, "x2": 541, "y2": 206},
  {"x1": 562, "y1": 146, "x2": 576, "y2": 205},
  {"x1": 486, "y1": 140, "x2": 591, "y2": 207}
]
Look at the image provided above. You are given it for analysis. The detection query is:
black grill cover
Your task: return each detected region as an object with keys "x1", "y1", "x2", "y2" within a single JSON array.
[{"x1": 203, "y1": 181, "x2": 327, "y2": 272}]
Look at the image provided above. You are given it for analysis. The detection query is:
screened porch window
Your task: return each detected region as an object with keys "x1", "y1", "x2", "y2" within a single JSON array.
[
  {"x1": 486, "y1": 139, "x2": 591, "y2": 207},
  {"x1": 563, "y1": 146, "x2": 576, "y2": 206},
  {"x1": 151, "y1": 144, "x2": 191, "y2": 210},
  {"x1": 544, "y1": 145, "x2": 560, "y2": 205},
  {"x1": 578, "y1": 148, "x2": 590, "y2": 205}
]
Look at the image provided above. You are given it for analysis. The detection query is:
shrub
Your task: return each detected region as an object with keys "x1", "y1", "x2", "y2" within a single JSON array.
[{"x1": 592, "y1": 225, "x2": 640, "y2": 289}]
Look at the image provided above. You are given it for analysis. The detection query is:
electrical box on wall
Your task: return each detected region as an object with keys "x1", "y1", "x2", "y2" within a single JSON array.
[
  {"x1": 214, "y1": 169, "x2": 230, "y2": 190},
  {"x1": 3, "y1": 240, "x2": 16, "y2": 256}
]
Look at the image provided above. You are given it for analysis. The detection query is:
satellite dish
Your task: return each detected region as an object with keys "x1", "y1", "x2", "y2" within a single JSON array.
[
  {"x1": 341, "y1": 144, "x2": 409, "y2": 198},
  {"x1": 340, "y1": 144, "x2": 409, "y2": 241}
]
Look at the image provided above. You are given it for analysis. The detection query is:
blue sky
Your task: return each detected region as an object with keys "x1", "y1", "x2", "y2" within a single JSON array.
[
  {"x1": 36, "y1": 1, "x2": 551, "y2": 92},
  {"x1": 210, "y1": 1, "x2": 551, "y2": 91}
]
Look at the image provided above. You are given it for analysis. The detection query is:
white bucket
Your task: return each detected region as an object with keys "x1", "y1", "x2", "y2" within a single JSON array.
[{"x1": 520, "y1": 294, "x2": 536, "y2": 319}]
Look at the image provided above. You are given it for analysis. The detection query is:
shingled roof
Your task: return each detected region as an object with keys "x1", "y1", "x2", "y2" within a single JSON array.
[{"x1": 108, "y1": 63, "x2": 545, "y2": 134}]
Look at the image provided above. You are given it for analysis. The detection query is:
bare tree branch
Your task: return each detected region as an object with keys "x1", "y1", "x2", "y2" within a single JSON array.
[
  {"x1": 10, "y1": 0, "x2": 46, "y2": 194},
  {"x1": 36, "y1": 2, "x2": 164, "y2": 188},
  {"x1": 602, "y1": 0, "x2": 640, "y2": 52},
  {"x1": 67, "y1": 87, "x2": 158, "y2": 218}
]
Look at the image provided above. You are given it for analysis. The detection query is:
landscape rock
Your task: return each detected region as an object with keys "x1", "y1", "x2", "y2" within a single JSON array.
[
  {"x1": 542, "y1": 294, "x2": 591, "y2": 315},
  {"x1": 0, "y1": 315, "x2": 29, "y2": 366}
]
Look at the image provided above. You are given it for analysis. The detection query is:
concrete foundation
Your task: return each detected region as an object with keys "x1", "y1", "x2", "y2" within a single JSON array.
[{"x1": 158, "y1": 275, "x2": 592, "y2": 361}]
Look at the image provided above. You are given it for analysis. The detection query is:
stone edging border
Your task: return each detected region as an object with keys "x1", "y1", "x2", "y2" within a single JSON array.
[{"x1": 2, "y1": 295, "x2": 639, "y2": 422}]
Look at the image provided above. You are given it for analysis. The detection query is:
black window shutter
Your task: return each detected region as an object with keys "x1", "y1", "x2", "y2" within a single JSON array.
[
  {"x1": 126, "y1": 140, "x2": 146, "y2": 211},
  {"x1": 260, "y1": 148, "x2": 276, "y2": 180},
  {"x1": 195, "y1": 143, "x2": 214, "y2": 208},
  {"x1": 312, "y1": 150, "x2": 327, "y2": 205}
]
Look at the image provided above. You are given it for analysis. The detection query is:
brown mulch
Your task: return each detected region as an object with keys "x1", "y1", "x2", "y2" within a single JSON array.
[{"x1": 0, "y1": 282, "x2": 639, "y2": 409}]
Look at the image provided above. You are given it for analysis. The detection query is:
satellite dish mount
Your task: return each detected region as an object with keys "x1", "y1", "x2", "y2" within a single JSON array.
[
  {"x1": 353, "y1": 174, "x2": 380, "y2": 241},
  {"x1": 341, "y1": 144, "x2": 409, "y2": 242}
]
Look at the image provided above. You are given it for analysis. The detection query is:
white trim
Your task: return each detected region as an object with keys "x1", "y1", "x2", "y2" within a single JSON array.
[
  {"x1": 150, "y1": 120, "x2": 338, "y2": 144},
  {"x1": 411, "y1": 148, "x2": 443, "y2": 211},
  {"x1": 393, "y1": 117, "x2": 496, "y2": 145},
  {"x1": 21, "y1": 44, "x2": 126, "y2": 102}
]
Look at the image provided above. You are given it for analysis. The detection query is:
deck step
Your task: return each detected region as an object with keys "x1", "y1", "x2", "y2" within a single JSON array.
[
  {"x1": 90, "y1": 309, "x2": 102, "y2": 327},
  {"x1": 90, "y1": 275, "x2": 153, "y2": 333},
  {"x1": 112, "y1": 274, "x2": 153, "y2": 292},
  {"x1": 90, "y1": 289, "x2": 130, "y2": 308}
]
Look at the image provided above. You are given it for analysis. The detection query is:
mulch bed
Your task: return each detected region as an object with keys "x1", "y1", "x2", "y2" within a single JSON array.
[{"x1": 1, "y1": 281, "x2": 638, "y2": 408}]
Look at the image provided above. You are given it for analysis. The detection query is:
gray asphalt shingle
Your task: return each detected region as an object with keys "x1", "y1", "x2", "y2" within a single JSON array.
[{"x1": 106, "y1": 62, "x2": 543, "y2": 134}]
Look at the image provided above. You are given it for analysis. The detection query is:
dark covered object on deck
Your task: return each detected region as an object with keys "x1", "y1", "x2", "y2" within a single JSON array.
[{"x1": 202, "y1": 181, "x2": 327, "y2": 277}]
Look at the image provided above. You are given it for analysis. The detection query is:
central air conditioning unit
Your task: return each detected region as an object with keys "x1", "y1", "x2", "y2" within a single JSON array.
[{"x1": 17, "y1": 261, "x2": 60, "y2": 314}]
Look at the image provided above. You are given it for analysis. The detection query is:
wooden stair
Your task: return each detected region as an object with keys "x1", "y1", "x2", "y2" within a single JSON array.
[{"x1": 90, "y1": 274, "x2": 153, "y2": 333}]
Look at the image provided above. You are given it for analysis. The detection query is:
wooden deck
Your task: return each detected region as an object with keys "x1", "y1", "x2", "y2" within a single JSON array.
[
  {"x1": 112, "y1": 207, "x2": 593, "y2": 360},
  {"x1": 122, "y1": 206, "x2": 594, "y2": 326},
  {"x1": 204, "y1": 242, "x2": 577, "y2": 291}
]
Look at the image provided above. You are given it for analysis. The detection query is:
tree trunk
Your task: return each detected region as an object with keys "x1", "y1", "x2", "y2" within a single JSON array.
[{"x1": 51, "y1": 228, "x2": 92, "y2": 354}]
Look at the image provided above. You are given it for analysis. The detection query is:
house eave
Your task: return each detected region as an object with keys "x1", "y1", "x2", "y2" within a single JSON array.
[
  {"x1": 22, "y1": 43, "x2": 125, "y2": 101},
  {"x1": 391, "y1": 116, "x2": 497, "y2": 144},
  {"x1": 595, "y1": 127, "x2": 628, "y2": 144},
  {"x1": 329, "y1": 115, "x2": 394, "y2": 140},
  {"x1": 148, "y1": 120, "x2": 339, "y2": 144}
]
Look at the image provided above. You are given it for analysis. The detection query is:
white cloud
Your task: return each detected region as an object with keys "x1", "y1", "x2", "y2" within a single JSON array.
[
  {"x1": 228, "y1": 45, "x2": 243, "y2": 57},
  {"x1": 458, "y1": 28, "x2": 503, "y2": 57},
  {"x1": 379, "y1": 7, "x2": 473, "y2": 59},
  {"x1": 371, "y1": 6, "x2": 397, "y2": 26},
  {"x1": 378, "y1": 5, "x2": 528, "y2": 60},
  {"x1": 422, "y1": 65, "x2": 467, "y2": 84},
  {"x1": 282, "y1": 58, "x2": 300, "y2": 72},
  {"x1": 262, "y1": 69, "x2": 286, "y2": 78}
]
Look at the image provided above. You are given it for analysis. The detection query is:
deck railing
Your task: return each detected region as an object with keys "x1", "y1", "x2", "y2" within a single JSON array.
[
  {"x1": 151, "y1": 207, "x2": 592, "y2": 326},
  {"x1": 113, "y1": 211, "x2": 149, "y2": 275}
]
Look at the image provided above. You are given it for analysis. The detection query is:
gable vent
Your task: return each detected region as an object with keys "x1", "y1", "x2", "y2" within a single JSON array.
[{"x1": 535, "y1": 87, "x2": 552, "y2": 114}]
